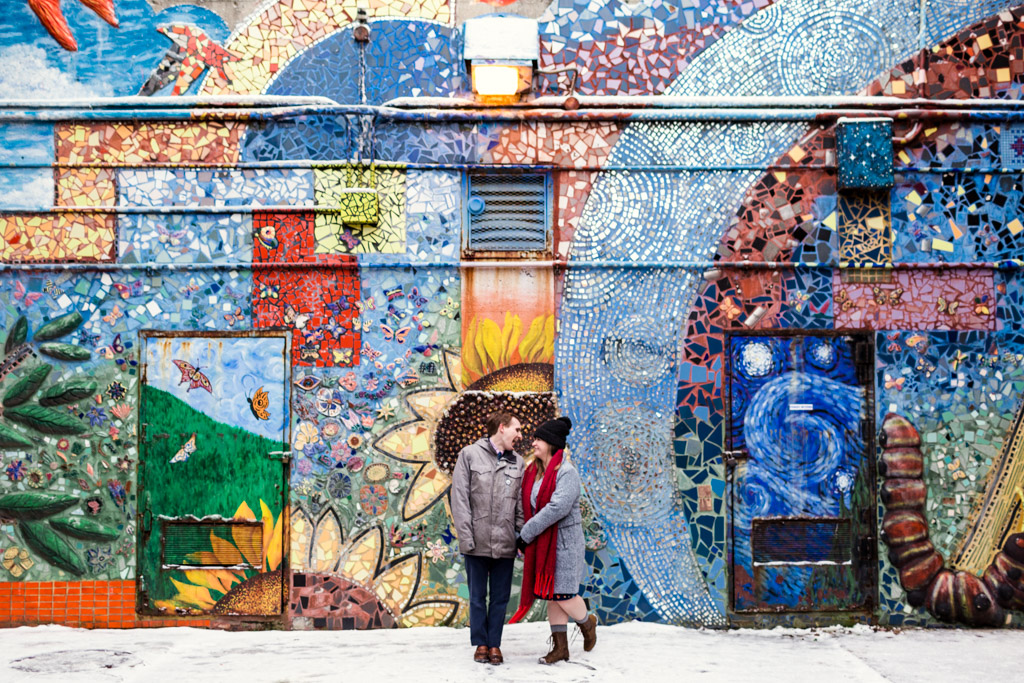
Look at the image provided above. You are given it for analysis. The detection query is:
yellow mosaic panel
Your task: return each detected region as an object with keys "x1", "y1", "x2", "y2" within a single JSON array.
[
  {"x1": 313, "y1": 167, "x2": 406, "y2": 254},
  {"x1": 404, "y1": 464, "x2": 449, "y2": 521},
  {"x1": 340, "y1": 527, "x2": 382, "y2": 585},
  {"x1": 290, "y1": 508, "x2": 312, "y2": 571},
  {"x1": 311, "y1": 509, "x2": 343, "y2": 572},
  {"x1": 0, "y1": 213, "x2": 116, "y2": 262},
  {"x1": 200, "y1": 0, "x2": 452, "y2": 95},
  {"x1": 838, "y1": 189, "x2": 892, "y2": 266},
  {"x1": 55, "y1": 168, "x2": 116, "y2": 207},
  {"x1": 55, "y1": 122, "x2": 243, "y2": 165},
  {"x1": 401, "y1": 597, "x2": 463, "y2": 628},
  {"x1": 372, "y1": 554, "x2": 419, "y2": 614}
]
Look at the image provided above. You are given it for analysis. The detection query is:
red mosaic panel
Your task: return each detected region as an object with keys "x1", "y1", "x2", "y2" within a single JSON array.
[
  {"x1": 54, "y1": 122, "x2": 244, "y2": 165},
  {"x1": 252, "y1": 211, "x2": 360, "y2": 368},
  {"x1": 833, "y1": 269, "x2": 995, "y2": 330}
]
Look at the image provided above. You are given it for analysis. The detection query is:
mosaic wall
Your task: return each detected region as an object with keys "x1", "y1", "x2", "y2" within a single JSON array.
[{"x1": 3, "y1": 0, "x2": 1024, "y2": 631}]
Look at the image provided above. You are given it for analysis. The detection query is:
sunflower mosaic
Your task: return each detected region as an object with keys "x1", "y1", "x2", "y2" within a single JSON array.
[
  {"x1": 373, "y1": 350, "x2": 556, "y2": 522},
  {"x1": 289, "y1": 508, "x2": 464, "y2": 629},
  {"x1": 153, "y1": 500, "x2": 283, "y2": 616}
]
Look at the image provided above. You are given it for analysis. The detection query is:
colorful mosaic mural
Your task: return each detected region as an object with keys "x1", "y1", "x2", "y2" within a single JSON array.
[{"x1": 3, "y1": 0, "x2": 1024, "y2": 633}]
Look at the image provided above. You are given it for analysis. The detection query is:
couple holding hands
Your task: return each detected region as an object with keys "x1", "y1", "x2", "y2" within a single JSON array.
[{"x1": 451, "y1": 412, "x2": 597, "y2": 666}]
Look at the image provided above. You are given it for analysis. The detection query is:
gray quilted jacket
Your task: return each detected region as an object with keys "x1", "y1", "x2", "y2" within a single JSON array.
[
  {"x1": 450, "y1": 437, "x2": 525, "y2": 558},
  {"x1": 520, "y1": 462, "x2": 585, "y2": 595}
]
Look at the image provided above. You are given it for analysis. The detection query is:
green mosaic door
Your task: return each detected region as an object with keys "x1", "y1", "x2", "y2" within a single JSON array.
[{"x1": 137, "y1": 332, "x2": 290, "y2": 616}]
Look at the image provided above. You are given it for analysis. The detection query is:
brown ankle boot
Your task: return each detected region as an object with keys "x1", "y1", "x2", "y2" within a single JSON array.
[
  {"x1": 577, "y1": 613, "x2": 597, "y2": 652},
  {"x1": 539, "y1": 631, "x2": 569, "y2": 665}
]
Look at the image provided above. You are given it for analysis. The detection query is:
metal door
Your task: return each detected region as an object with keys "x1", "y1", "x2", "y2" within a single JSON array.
[
  {"x1": 728, "y1": 334, "x2": 874, "y2": 613},
  {"x1": 137, "y1": 332, "x2": 290, "y2": 616}
]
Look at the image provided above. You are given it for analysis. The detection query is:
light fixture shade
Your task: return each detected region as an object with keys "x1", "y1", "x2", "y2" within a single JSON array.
[{"x1": 463, "y1": 14, "x2": 539, "y2": 62}]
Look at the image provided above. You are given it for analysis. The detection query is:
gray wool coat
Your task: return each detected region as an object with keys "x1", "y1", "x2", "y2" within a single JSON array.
[
  {"x1": 519, "y1": 461, "x2": 585, "y2": 595},
  {"x1": 450, "y1": 437, "x2": 525, "y2": 559}
]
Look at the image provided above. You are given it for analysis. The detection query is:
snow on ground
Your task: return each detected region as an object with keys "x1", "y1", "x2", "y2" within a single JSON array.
[{"x1": 1, "y1": 621, "x2": 1022, "y2": 683}]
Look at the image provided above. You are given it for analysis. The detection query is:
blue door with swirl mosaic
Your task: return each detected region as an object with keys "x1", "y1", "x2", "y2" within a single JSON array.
[{"x1": 728, "y1": 334, "x2": 874, "y2": 613}]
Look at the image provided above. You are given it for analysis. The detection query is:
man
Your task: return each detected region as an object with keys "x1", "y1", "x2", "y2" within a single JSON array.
[{"x1": 450, "y1": 411, "x2": 524, "y2": 666}]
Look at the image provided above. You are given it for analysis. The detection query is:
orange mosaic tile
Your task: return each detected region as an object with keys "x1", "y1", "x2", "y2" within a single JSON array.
[
  {"x1": 55, "y1": 122, "x2": 244, "y2": 165},
  {"x1": 0, "y1": 213, "x2": 116, "y2": 262},
  {"x1": 0, "y1": 580, "x2": 211, "y2": 629},
  {"x1": 55, "y1": 168, "x2": 117, "y2": 207}
]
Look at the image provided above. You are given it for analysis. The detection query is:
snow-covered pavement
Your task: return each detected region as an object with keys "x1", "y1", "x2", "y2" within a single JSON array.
[{"x1": 1, "y1": 621, "x2": 1020, "y2": 682}]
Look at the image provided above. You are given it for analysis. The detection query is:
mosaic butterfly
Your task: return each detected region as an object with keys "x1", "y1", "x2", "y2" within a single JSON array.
[
  {"x1": 13, "y1": 281, "x2": 42, "y2": 307},
  {"x1": 247, "y1": 387, "x2": 270, "y2": 421},
  {"x1": 224, "y1": 307, "x2": 244, "y2": 326},
  {"x1": 384, "y1": 287, "x2": 405, "y2": 302},
  {"x1": 937, "y1": 297, "x2": 960, "y2": 315},
  {"x1": 182, "y1": 278, "x2": 200, "y2": 296},
  {"x1": 332, "y1": 348, "x2": 354, "y2": 365},
  {"x1": 113, "y1": 279, "x2": 143, "y2": 300},
  {"x1": 171, "y1": 360, "x2": 213, "y2": 393},
  {"x1": 407, "y1": 287, "x2": 427, "y2": 307},
  {"x1": 439, "y1": 297, "x2": 459, "y2": 319},
  {"x1": 102, "y1": 305, "x2": 124, "y2": 325},
  {"x1": 381, "y1": 324, "x2": 411, "y2": 344},
  {"x1": 170, "y1": 433, "x2": 197, "y2": 463},
  {"x1": 97, "y1": 333, "x2": 125, "y2": 360},
  {"x1": 283, "y1": 305, "x2": 310, "y2": 329},
  {"x1": 44, "y1": 279, "x2": 64, "y2": 297}
]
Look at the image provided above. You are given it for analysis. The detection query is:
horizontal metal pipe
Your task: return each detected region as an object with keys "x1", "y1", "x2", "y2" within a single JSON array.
[
  {"x1": 5, "y1": 162, "x2": 1024, "y2": 174},
  {"x1": 0, "y1": 204, "x2": 374, "y2": 215},
  {"x1": 4, "y1": 105, "x2": 1024, "y2": 124},
  {"x1": 0, "y1": 260, "x2": 1017, "y2": 272}
]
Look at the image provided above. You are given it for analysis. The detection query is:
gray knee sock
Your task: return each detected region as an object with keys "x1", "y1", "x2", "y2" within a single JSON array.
[
  {"x1": 574, "y1": 615, "x2": 590, "y2": 625},
  {"x1": 550, "y1": 624, "x2": 567, "y2": 633}
]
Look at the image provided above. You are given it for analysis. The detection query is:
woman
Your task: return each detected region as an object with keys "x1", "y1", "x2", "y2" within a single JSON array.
[{"x1": 510, "y1": 416, "x2": 597, "y2": 664}]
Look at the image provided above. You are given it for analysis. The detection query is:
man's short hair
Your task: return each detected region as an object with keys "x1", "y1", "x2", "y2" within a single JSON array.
[{"x1": 485, "y1": 411, "x2": 515, "y2": 436}]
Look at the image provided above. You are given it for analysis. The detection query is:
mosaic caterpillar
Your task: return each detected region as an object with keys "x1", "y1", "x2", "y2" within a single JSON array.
[{"x1": 879, "y1": 414, "x2": 1024, "y2": 626}]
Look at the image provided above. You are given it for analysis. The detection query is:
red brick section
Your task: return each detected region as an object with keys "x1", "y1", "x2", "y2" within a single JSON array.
[{"x1": 0, "y1": 580, "x2": 210, "y2": 629}]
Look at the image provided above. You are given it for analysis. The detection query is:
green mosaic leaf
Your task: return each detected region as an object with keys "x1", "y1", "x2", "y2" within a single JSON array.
[
  {"x1": 49, "y1": 517, "x2": 120, "y2": 542},
  {"x1": 2, "y1": 364, "x2": 53, "y2": 407},
  {"x1": 34, "y1": 311, "x2": 83, "y2": 342},
  {"x1": 19, "y1": 520, "x2": 87, "y2": 576},
  {"x1": 4, "y1": 316, "x2": 27, "y2": 354},
  {"x1": 38, "y1": 343, "x2": 91, "y2": 362},
  {"x1": 38, "y1": 379, "x2": 97, "y2": 407},
  {"x1": 0, "y1": 491, "x2": 79, "y2": 520},
  {"x1": 0, "y1": 422, "x2": 34, "y2": 448},
  {"x1": 4, "y1": 404, "x2": 86, "y2": 435}
]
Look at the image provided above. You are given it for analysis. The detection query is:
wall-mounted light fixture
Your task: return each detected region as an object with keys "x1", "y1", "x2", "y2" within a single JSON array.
[{"x1": 463, "y1": 14, "x2": 538, "y2": 104}]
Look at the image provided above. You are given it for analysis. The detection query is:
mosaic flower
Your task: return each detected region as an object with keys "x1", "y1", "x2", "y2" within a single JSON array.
[
  {"x1": 372, "y1": 351, "x2": 461, "y2": 521},
  {"x1": 462, "y1": 314, "x2": 554, "y2": 389},
  {"x1": 25, "y1": 468, "x2": 45, "y2": 488},
  {"x1": 426, "y1": 540, "x2": 447, "y2": 563},
  {"x1": 106, "y1": 381, "x2": 127, "y2": 400},
  {"x1": 2, "y1": 547, "x2": 34, "y2": 578},
  {"x1": 107, "y1": 479, "x2": 126, "y2": 507},
  {"x1": 154, "y1": 500, "x2": 283, "y2": 616},
  {"x1": 86, "y1": 407, "x2": 108, "y2": 427},
  {"x1": 340, "y1": 372, "x2": 358, "y2": 391},
  {"x1": 85, "y1": 497, "x2": 103, "y2": 515},
  {"x1": 110, "y1": 403, "x2": 132, "y2": 420},
  {"x1": 290, "y1": 510, "x2": 464, "y2": 628},
  {"x1": 56, "y1": 439, "x2": 70, "y2": 452},
  {"x1": 5, "y1": 460, "x2": 25, "y2": 482},
  {"x1": 86, "y1": 546, "x2": 113, "y2": 572}
]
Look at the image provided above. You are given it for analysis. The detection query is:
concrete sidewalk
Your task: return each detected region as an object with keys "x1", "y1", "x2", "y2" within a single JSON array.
[{"x1": 1, "y1": 621, "x2": 1019, "y2": 682}]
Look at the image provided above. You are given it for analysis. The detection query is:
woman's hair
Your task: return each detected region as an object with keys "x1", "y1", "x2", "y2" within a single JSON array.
[{"x1": 529, "y1": 446, "x2": 569, "y2": 481}]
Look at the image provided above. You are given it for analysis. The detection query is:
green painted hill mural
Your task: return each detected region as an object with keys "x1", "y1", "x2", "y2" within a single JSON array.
[{"x1": 139, "y1": 384, "x2": 287, "y2": 613}]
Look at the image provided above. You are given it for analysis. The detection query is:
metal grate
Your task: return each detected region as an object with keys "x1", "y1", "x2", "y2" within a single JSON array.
[
  {"x1": 751, "y1": 518, "x2": 852, "y2": 566},
  {"x1": 162, "y1": 520, "x2": 263, "y2": 569},
  {"x1": 467, "y1": 173, "x2": 548, "y2": 251}
]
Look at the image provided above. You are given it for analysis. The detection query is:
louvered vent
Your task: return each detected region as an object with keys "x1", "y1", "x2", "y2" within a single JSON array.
[
  {"x1": 162, "y1": 520, "x2": 263, "y2": 569},
  {"x1": 751, "y1": 518, "x2": 852, "y2": 566},
  {"x1": 467, "y1": 173, "x2": 548, "y2": 251}
]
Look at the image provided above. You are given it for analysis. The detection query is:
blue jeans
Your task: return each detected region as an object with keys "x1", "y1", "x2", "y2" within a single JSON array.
[{"x1": 464, "y1": 554, "x2": 515, "y2": 647}]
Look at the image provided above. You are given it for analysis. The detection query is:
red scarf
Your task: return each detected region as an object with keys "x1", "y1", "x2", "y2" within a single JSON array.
[{"x1": 509, "y1": 449, "x2": 563, "y2": 624}]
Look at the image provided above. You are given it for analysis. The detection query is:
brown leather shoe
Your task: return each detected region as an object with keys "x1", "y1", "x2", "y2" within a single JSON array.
[
  {"x1": 539, "y1": 631, "x2": 569, "y2": 665},
  {"x1": 474, "y1": 645, "x2": 490, "y2": 663},
  {"x1": 488, "y1": 646, "x2": 504, "y2": 665},
  {"x1": 578, "y1": 613, "x2": 597, "y2": 651}
]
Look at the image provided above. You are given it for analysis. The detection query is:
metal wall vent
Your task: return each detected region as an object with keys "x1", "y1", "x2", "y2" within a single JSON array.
[
  {"x1": 751, "y1": 518, "x2": 852, "y2": 566},
  {"x1": 162, "y1": 520, "x2": 263, "y2": 569},
  {"x1": 467, "y1": 173, "x2": 548, "y2": 251}
]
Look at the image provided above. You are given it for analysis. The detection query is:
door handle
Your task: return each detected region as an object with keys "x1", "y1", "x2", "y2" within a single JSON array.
[{"x1": 723, "y1": 449, "x2": 750, "y2": 468}]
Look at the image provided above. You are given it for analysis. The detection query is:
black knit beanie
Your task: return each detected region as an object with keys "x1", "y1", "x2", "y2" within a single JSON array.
[{"x1": 534, "y1": 416, "x2": 572, "y2": 450}]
